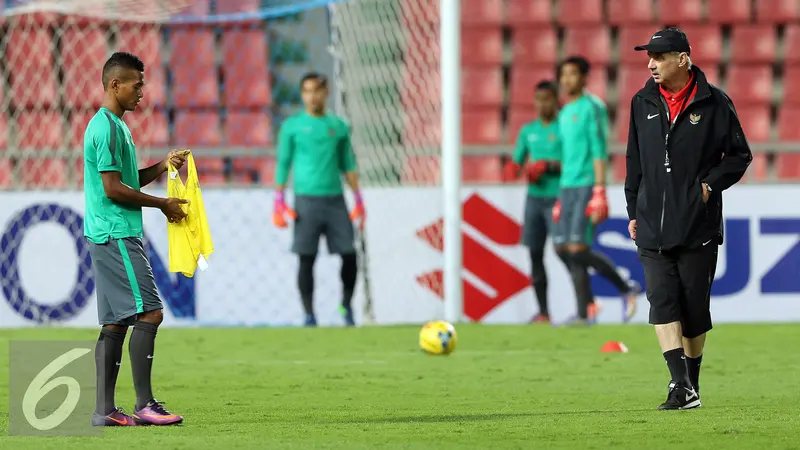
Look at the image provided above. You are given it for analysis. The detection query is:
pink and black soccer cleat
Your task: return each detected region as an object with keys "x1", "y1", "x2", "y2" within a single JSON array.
[
  {"x1": 530, "y1": 313, "x2": 550, "y2": 324},
  {"x1": 132, "y1": 399, "x2": 183, "y2": 426},
  {"x1": 92, "y1": 407, "x2": 137, "y2": 427}
]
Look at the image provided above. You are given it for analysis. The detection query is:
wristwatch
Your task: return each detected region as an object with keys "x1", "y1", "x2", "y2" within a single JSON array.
[{"x1": 703, "y1": 183, "x2": 712, "y2": 193}]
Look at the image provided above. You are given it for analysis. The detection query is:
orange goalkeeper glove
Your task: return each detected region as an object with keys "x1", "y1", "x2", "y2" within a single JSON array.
[{"x1": 272, "y1": 191, "x2": 297, "y2": 229}]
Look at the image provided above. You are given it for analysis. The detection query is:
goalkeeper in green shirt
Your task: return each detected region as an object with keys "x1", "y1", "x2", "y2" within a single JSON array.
[
  {"x1": 504, "y1": 81, "x2": 564, "y2": 324},
  {"x1": 552, "y1": 56, "x2": 641, "y2": 326},
  {"x1": 273, "y1": 73, "x2": 365, "y2": 327}
]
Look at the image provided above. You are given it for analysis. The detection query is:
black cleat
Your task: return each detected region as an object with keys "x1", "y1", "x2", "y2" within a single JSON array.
[{"x1": 658, "y1": 381, "x2": 701, "y2": 410}]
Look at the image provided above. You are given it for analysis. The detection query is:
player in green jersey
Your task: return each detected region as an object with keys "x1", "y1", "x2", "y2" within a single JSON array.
[
  {"x1": 87, "y1": 52, "x2": 188, "y2": 427},
  {"x1": 552, "y1": 56, "x2": 641, "y2": 326},
  {"x1": 504, "y1": 81, "x2": 564, "y2": 324},
  {"x1": 273, "y1": 73, "x2": 365, "y2": 327}
]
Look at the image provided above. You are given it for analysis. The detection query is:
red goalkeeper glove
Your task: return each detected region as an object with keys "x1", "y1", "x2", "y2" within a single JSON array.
[
  {"x1": 349, "y1": 190, "x2": 366, "y2": 231},
  {"x1": 272, "y1": 191, "x2": 297, "y2": 229},
  {"x1": 585, "y1": 186, "x2": 609, "y2": 224},
  {"x1": 525, "y1": 161, "x2": 549, "y2": 183},
  {"x1": 503, "y1": 161, "x2": 522, "y2": 182},
  {"x1": 552, "y1": 200, "x2": 561, "y2": 223}
]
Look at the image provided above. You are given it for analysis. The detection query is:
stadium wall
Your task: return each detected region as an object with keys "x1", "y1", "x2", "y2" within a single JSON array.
[{"x1": 1, "y1": 185, "x2": 799, "y2": 328}]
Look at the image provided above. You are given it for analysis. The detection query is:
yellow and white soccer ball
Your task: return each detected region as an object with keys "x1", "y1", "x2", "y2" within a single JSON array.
[{"x1": 419, "y1": 320, "x2": 457, "y2": 355}]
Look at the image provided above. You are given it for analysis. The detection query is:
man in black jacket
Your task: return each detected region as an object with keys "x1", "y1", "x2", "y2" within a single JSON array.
[{"x1": 625, "y1": 28, "x2": 752, "y2": 410}]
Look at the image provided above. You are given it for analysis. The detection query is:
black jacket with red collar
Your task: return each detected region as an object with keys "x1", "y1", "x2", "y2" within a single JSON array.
[{"x1": 624, "y1": 66, "x2": 752, "y2": 252}]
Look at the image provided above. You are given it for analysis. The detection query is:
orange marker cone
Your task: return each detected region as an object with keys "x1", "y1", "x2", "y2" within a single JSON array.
[{"x1": 601, "y1": 341, "x2": 629, "y2": 353}]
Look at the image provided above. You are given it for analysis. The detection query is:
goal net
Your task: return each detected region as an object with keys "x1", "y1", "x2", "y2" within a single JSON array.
[{"x1": 0, "y1": 0, "x2": 449, "y2": 327}]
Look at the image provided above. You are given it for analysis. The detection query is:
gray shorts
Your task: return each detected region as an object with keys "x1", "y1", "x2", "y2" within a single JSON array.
[
  {"x1": 522, "y1": 195, "x2": 557, "y2": 253},
  {"x1": 88, "y1": 237, "x2": 163, "y2": 326},
  {"x1": 552, "y1": 185, "x2": 595, "y2": 246},
  {"x1": 292, "y1": 194, "x2": 355, "y2": 255}
]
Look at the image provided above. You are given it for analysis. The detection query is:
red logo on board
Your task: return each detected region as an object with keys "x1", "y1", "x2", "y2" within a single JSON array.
[{"x1": 415, "y1": 194, "x2": 530, "y2": 321}]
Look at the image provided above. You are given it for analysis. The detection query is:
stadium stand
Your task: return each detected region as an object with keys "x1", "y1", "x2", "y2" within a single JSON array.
[{"x1": 2, "y1": 0, "x2": 798, "y2": 187}]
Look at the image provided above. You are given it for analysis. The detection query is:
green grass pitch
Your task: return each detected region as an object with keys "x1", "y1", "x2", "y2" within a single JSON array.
[{"x1": 1, "y1": 323, "x2": 799, "y2": 449}]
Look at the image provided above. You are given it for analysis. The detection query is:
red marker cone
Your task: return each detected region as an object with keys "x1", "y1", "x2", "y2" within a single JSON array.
[{"x1": 601, "y1": 341, "x2": 629, "y2": 353}]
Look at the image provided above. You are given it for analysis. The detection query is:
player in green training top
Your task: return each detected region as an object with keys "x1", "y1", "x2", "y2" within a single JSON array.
[
  {"x1": 273, "y1": 72, "x2": 365, "y2": 328},
  {"x1": 504, "y1": 81, "x2": 564, "y2": 324},
  {"x1": 85, "y1": 52, "x2": 188, "y2": 427},
  {"x1": 552, "y1": 56, "x2": 641, "y2": 326}
]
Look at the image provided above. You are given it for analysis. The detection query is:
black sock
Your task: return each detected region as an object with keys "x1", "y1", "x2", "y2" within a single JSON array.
[
  {"x1": 663, "y1": 348, "x2": 692, "y2": 386},
  {"x1": 567, "y1": 257, "x2": 593, "y2": 319},
  {"x1": 529, "y1": 248, "x2": 548, "y2": 316},
  {"x1": 129, "y1": 321, "x2": 158, "y2": 410},
  {"x1": 95, "y1": 327, "x2": 126, "y2": 415},
  {"x1": 340, "y1": 253, "x2": 357, "y2": 309},
  {"x1": 298, "y1": 254, "x2": 316, "y2": 315},
  {"x1": 687, "y1": 354, "x2": 703, "y2": 393},
  {"x1": 572, "y1": 249, "x2": 630, "y2": 293}
]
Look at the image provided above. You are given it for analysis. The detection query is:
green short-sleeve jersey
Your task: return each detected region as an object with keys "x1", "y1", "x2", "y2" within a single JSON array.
[
  {"x1": 275, "y1": 112, "x2": 357, "y2": 196},
  {"x1": 558, "y1": 93, "x2": 609, "y2": 188},
  {"x1": 512, "y1": 119, "x2": 561, "y2": 198},
  {"x1": 83, "y1": 108, "x2": 143, "y2": 244}
]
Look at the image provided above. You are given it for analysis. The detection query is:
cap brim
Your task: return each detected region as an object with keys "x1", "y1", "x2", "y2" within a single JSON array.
[{"x1": 634, "y1": 43, "x2": 673, "y2": 53}]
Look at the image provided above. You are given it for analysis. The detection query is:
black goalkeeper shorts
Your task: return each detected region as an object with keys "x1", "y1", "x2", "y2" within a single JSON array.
[{"x1": 637, "y1": 244, "x2": 718, "y2": 338}]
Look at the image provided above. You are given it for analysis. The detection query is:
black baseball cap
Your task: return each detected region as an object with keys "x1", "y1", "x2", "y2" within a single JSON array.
[{"x1": 634, "y1": 27, "x2": 691, "y2": 54}]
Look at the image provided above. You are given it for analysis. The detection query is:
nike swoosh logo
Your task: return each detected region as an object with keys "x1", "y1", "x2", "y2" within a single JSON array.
[
  {"x1": 146, "y1": 355, "x2": 154, "y2": 359},
  {"x1": 108, "y1": 416, "x2": 128, "y2": 425},
  {"x1": 648, "y1": 114, "x2": 659, "y2": 119},
  {"x1": 685, "y1": 393, "x2": 696, "y2": 402},
  {"x1": 703, "y1": 239, "x2": 713, "y2": 246}
]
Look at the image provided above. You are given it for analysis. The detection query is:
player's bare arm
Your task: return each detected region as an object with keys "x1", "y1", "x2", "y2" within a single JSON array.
[
  {"x1": 139, "y1": 149, "x2": 189, "y2": 187},
  {"x1": 100, "y1": 171, "x2": 187, "y2": 222}
]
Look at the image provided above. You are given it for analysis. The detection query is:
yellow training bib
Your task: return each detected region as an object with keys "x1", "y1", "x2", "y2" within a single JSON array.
[{"x1": 166, "y1": 153, "x2": 214, "y2": 277}]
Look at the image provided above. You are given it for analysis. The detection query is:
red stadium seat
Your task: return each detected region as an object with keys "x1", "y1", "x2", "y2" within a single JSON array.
[
  {"x1": 169, "y1": 28, "x2": 219, "y2": 108},
  {"x1": 731, "y1": 26, "x2": 777, "y2": 64},
  {"x1": 193, "y1": 157, "x2": 226, "y2": 186},
  {"x1": 509, "y1": 67, "x2": 556, "y2": 107},
  {"x1": 680, "y1": 25, "x2": 723, "y2": 66},
  {"x1": 587, "y1": 68, "x2": 609, "y2": 101},
  {"x1": 607, "y1": 0, "x2": 655, "y2": 25},
  {"x1": 463, "y1": 109, "x2": 502, "y2": 145},
  {"x1": 461, "y1": 27, "x2": 503, "y2": 66},
  {"x1": 16, "y1": 110, "x2": 64, "y2": 150},
  {"x1": 617, "y1": 66, "x2": 649, "y2": 107},
  {"x1": 462, "y1": 67, "x2": 503, "y2": 107},
  {"x1": 706, "y1": 0, "x2": 751, "y2": 24},
  {"x1": 512, "y1": 28, "x2": 558, "y2": 66},
  {"x1": 735, "y1": 106, "x2": 772, "y2": 143},
  {"x1": 461, "y1": 0, "x2": 503, "y2": 26},
  {"x1": 0, "y1": 159, "x2": 12, "y2": 189},
  {"x1": 725, "y1": 65, "x2": 773, "y2": 106},
  {"x1": 69, "y1": 110, "x2": 94, "y2": 148},
  {"x1": 756, "y1": 0, "x2": 800, "y2": 24},
  {"x1": 20, "y1": 159, "x2": 68, "y2": 188},
  {"x1": 743, "y1": 152, "x2": 769, "y2": 182},
  {"x1": 611, "y1": 153, "x2": 627, "y2": 183},
  {"x1": 703, "y1": 65, "x2": 721, "y2": 86},
  {"x1": 222, "y1": 29, "x2": 270, "y2": 108},
  {"x1": 401, "y1": 156, "x2": 439, "y2": 185},
  {"x1": 507, "y1": 108, "x2": 538, "y2": 143},
  {"x1": 116, "y1": 25, "x2": 166, "y2": 108},
  {"x1": 174, "y1": 0, "x2": 210, "y2": 16},
  {"x1": 232, "y1": 157, "x2": 276, "y2": 185},
  {"x1": 6, "y1": 29, "x2": 59, "y2": 109},
  {"x1": 462, "y1": 155, "x2": 503, "y2": 184},
  {"x1": 616, "y1": 104, "x2": 631, "y2": 143},
  {"x1": 216, "y1": 0, "x2": 259, "y2": 13},
  {"x1": 782, "y1": 66, "x2": 800, "y2": 105},
  {"x1": 506, "y1": 0, "x2": 552, "y2": 26},
  {"x1": 62, "y1": 28, "x2": 109, "y2": 109},
  {"x1": 783, "y1": 25, "x2": 800, "y2": 64},
  {"x1": 225, "y1": 110, "x2": 272, "y2": 147},
  {"x1": 126, "y1": 109, "x2": 170, "y2": 148},
  {"x1": 778, "y1": 105, "x2": 800, "y2": 141},
  {"x1": 557, "y1": 0, "x2": 603, "y2": 25},
  {"x1": 619, "y1": 26, "x2": 659, "y2": 64},
  {"x1": 563, "y1": 27, "x2": 611, "y2": 66},
  {"x1": 0, "y1": 114, "x2": 7, "y2": 150},
  {"x1": 174, "y1": 111, "x2": 222, "y2": 147},
  {"x1": 775, "y1": 153, "x2": 800, "y2": 180},
  {"x1": 657, "y1": 0, "x2": 703, "y2": 24}
]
